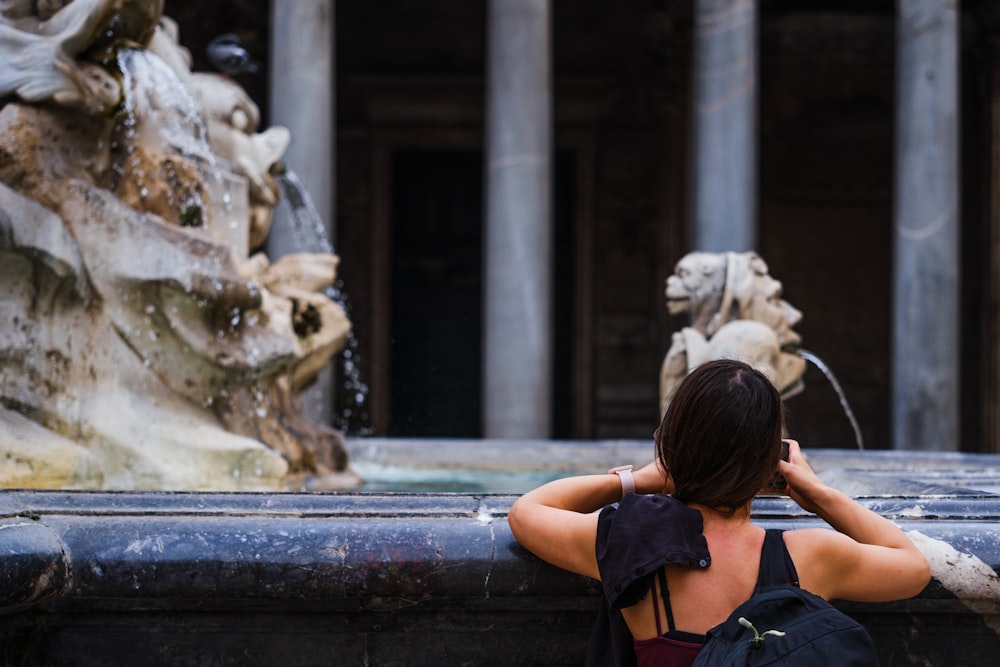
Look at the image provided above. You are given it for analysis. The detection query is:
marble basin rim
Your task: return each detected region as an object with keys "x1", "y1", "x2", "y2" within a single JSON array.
[{"x1": 3, "y1": 440, "x2": 1000, "y2": 666}]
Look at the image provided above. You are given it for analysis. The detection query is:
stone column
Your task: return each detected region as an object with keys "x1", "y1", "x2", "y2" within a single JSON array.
[
  {"x1": 892, "y1": 0, "x2": 959, "y2": 451},
  {"x1": 987, "y1": 39, "x2": 1000, "y2": 454},
  {"x1": 692, "y1": 0, "x2": 757, "y2": 252},
  {"x1": 483, "y1": 0, "x2": 553, "y2": 438},
  {"x1": 267, "y1": 0, "x2": 336, "y2": 425}
]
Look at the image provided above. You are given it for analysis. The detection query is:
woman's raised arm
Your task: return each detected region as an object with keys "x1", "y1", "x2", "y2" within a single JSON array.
[
  {"x1": 779, "y1": 440, "x2": 931, "y2": 602},
  {"x1": 508, "y1": 462, "x2": 672, "y2": 580}
]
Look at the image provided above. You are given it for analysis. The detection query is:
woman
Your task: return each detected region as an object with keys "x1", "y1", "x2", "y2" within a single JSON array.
[{"x1": 508, "y1": 359, "x2": 930, "y2": 666}]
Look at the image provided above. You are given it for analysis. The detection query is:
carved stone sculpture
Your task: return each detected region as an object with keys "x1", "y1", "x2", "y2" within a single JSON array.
[
  {"x1": 0, "y1": 0, "x2": 354, "y2": 490},
  {"x1": 660, "y1": 251, "x2": 806, "y2": 412}
]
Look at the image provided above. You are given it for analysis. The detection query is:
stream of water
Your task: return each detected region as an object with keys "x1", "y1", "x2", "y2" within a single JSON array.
[
  {"x1": 799, "y1": 349, "x2": 865, "y2": 451},
  {"x1": 274, "y1": 170, "x2": 373, "y2": 436}
]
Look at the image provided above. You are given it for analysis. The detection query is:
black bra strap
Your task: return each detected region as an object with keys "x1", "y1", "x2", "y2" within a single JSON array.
[
  {"x1": 651, "y1": 572, "x2": 663, "y2": 635},
  {"x1": 756, "y1": 529, "x2": 800, "y2": 589},
  {"x1": 656, "y1": 567, "x2": 678, "y2": 632}
]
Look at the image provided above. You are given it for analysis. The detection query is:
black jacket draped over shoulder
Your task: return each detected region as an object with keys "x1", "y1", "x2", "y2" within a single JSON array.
[{"x1": 587, "y1": 494, "x2": 711, "y2": 667}]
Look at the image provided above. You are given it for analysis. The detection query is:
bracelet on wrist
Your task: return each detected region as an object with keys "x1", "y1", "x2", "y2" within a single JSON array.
[{"x1": 608, "y1": 465, "x2": 635, "y2": 496}]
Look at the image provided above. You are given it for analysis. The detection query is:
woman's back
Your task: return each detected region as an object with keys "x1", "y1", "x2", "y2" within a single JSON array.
[{"x1": 621, "y1": 518, "x2": 769, "y2": 640}]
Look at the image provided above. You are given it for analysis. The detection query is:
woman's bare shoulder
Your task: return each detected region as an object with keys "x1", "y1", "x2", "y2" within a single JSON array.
[
  {"x1": 782, "y1": 526, "x2": 844, "y2": 546},
  {"x1": 780, "y1": 527, "x2": 856, "y2": 597},
  {"x1": 778, "y1": 527, "x2": 845, "y2": 566}
]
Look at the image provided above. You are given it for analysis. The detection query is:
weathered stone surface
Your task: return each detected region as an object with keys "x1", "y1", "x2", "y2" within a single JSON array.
[
  {"x1": 0, "y1": 518, "x2": 68, "y2": 608},
  {"x1": 1, "y1": 467, "x2": 999, "y2": 665},
  {"x1": 0, "y1": 2, "x2": 354, "y2": 490}
]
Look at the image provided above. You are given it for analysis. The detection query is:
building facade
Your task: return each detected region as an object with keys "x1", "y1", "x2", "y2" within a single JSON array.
[{"x1": 167, "y1": 0, "x2": 1000, "y2": 452}]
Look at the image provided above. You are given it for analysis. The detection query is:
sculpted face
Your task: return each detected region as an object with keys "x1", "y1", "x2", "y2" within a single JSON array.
[
  {"x1": 664, "y1": 252, "x2": 727, "y2": 317},
  {"x1": 747, "y1": 272, "x2": 803, "y2": 348}
]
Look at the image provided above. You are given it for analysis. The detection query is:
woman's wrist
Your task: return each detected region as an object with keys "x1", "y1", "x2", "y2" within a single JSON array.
[{"x1": 608, "y1": 465, "x2": 635, "y2": 497}]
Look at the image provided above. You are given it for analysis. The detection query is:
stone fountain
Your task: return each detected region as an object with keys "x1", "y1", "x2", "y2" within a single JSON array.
[
  {"x1": 0, "y1": 0, "x2": 355, "y2": 491},
  {"x1": 3, "y1": 3, "x2": 1000, "y2": 665}
]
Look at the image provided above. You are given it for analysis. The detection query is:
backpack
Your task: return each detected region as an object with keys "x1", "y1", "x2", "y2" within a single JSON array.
[{"x1": 691, "y1": 530, "x2": 880, "y2": 667}]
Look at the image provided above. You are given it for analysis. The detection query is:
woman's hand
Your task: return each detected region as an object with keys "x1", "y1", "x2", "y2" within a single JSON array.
[
  {"x1": 776, "y1": 439, "x2": 829, "y2": 514},
  {"x1": 633, "y1": 460, "x2": 673, "y2": 495}
]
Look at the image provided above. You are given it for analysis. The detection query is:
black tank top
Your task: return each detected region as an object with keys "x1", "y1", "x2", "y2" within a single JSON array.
[{"x1": 631, "y1": 530, "x2": 798, "y2": 667}]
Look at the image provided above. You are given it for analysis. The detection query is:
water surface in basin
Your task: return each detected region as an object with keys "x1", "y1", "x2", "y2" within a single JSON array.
[
  {"x1": 352, "y1": 461, "x2": 575, "y2": 493},
  {"x1": 347, "y1": 438, "x2": 1000, "y2": 496}
]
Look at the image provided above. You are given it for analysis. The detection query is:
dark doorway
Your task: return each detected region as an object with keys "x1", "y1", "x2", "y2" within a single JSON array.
[
  {"x1": 390, "y1": 150, "x2": 483, "y2": 436},
  {"x1": 388, "y1": 149, "x2": 575, "y2": 437}
]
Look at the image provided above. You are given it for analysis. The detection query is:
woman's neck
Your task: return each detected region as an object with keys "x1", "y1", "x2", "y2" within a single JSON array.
[{"x1": 688, "y1": 501, "x2": 753, "y2": 527}]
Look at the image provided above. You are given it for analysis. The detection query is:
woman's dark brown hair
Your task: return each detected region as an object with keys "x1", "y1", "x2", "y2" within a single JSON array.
[{"x1": 655, "y1": 359, "x2": 784, "y2": 513}]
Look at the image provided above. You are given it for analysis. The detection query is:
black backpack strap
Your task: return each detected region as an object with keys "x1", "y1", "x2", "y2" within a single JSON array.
[{"x1": 755, "y1": 529, "x2": 800, "y2": 589}]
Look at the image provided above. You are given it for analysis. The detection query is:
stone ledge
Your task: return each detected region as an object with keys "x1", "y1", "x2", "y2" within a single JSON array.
[{"x1": 1, "y1": 488, "x2": 1000, "y2": 665}]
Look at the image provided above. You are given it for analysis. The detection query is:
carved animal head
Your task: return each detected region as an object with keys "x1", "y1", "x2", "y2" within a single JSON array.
[
  {"x1": 664, "y1": 251, "x2": 802, "y2": 347},
  {"x1": 664, "y1": 252, "x2": 729, "y2": 332}
]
